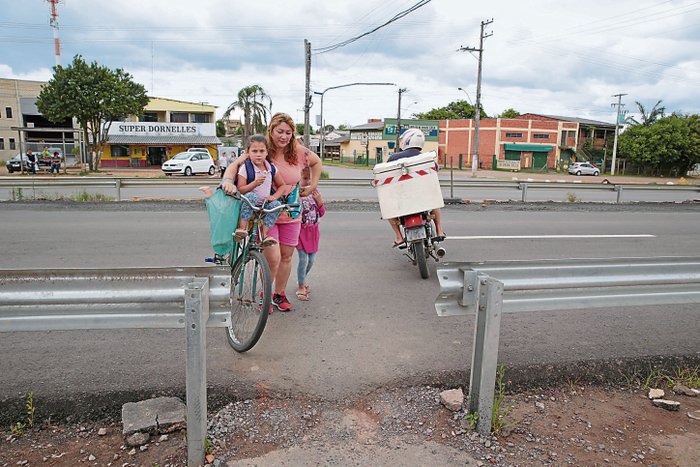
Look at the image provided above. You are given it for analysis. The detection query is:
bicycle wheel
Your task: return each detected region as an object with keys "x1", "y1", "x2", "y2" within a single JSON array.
[
  {"x1": 225, "y1": 249, "x2": 271, "y2": 352},
  {"x1": 414, "y1": 242, "x2": 430, "y2": 279}
]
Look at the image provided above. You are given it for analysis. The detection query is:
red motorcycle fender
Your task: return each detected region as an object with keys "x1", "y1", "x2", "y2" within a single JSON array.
[{"x1": 403, "y1": 213, "x2": 425, "y2": 228}]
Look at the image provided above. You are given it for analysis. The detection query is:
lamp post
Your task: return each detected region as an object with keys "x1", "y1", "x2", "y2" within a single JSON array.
[
  {"x1": 313, "y1": 82, "x2": 395, "y2": 160},
  {"x1": 457, "y1": 87, "x2": 473, "y2": 105}
]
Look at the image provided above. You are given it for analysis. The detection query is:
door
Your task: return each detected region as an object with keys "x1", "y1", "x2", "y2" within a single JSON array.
[
  {"x1": 376, "y1": 147, "x2": 383, "y2": 163},
  {"x1": 147, "y1": 146, "x2": 166, "y2": 166},
  {"x1": 532, "y1": 152, "x2": 548, "y2": 170}
]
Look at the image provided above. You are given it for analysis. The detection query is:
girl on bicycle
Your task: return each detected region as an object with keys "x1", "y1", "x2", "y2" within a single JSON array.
[{"x1": 234, "y1": 134, "x2": 290, "y2": 248}]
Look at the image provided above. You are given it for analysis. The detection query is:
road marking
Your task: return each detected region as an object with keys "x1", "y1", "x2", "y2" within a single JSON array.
[{"x1": 447, "y1": 234, "x2": 656, "y2": 240}]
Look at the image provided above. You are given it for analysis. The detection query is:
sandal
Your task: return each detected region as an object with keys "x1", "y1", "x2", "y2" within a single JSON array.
[
  {"x1": 295, "y1": 289, "x2": 310, "y2": 301},
  {"x1": 234, "y1": 229, "x2": 248, "y2": 242},
  {"x1": 392, "y1": 240, "x2": 405, "y2": 248},
  {"x1": 262, "y1": 236, "x2": 278, "y2": 247}
]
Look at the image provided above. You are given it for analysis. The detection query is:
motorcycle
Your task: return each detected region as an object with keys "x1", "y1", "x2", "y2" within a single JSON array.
[{"x1": 396, "y1": 211, "x2": 445, "y2": 279}]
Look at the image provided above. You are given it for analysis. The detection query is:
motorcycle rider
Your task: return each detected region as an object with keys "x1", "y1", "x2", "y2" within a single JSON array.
[{"x1": 386, "y1": 128, "x2": 446, "y2": 246}]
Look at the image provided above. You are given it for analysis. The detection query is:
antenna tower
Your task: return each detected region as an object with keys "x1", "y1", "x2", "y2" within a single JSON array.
[{"x1": 47, "y1": 0, "x2": 63, "y2": 67}]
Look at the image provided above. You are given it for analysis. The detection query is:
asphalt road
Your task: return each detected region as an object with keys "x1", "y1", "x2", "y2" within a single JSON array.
[{"x1": 1, "y1": 202, "x2": 699, "y2": 419}]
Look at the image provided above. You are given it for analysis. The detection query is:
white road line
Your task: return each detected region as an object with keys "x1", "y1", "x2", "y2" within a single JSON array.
[{"x1": 447, "y1": 234, "x2": 656, "y2": 240}]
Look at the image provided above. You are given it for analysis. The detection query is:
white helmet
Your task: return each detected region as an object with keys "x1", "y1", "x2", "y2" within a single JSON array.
[{"x1": 399, "y1": 128, "x2": 425, "y2": 151}]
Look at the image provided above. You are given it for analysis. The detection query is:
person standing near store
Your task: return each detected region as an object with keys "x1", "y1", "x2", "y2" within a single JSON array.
[
  {"x1": 50, "y1": 151, "x2": 61, "y2": 175},
  {"x1": 26, "y1": 149, "x2": 37, "y2": 174},
  {"x1": 220, "y1": 112, "x2": 322, "y2": 311},
  {"x1": 219, "y1": 151, "x2": 229, "y2": 178}
]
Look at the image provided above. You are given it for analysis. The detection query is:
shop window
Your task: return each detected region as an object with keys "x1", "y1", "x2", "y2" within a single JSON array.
[
  {"x1": 140, "y1": 112, "x2": 158, "y2": 122},
  {"x1": 533, "y1": 133, "x2": 550, "y2": 139},
  {"x1": 111, "y1": 145, "x2": 130, "y2": 157},
  {"x1": 5, "y1": 107, "x2": 12, "y2": 118},
  {"x1": 9, "y1": 138, "x2": 16, "y2": 150},
  {"x1": 170, "y1": 112, "x2": 188, "y2": 123},
  {"x1": 505, "y1": 132, "x2": 522, "y2": 138},
  {"x1": 191, "y1": 113, "x2": 210, "y2": 123},
  {"x1": 595, "y1": 130, "x2": 605, "y2": 138}
]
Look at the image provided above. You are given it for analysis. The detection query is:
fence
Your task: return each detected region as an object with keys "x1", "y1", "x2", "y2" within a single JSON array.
[
  {"x1": 435, "y1": 256, "x2": 700, "y2": 434},
  {"x1": 1, "y1": 176, "x2": 698, "y2": 202},
  {"x1": 0, "y1": 266, "x2": 231, "y2": 467}
]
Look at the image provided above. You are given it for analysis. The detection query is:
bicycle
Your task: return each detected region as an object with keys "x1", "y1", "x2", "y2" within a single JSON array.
[{"x1": 210, "y1": 191, "x2": 297, "y2": 352}]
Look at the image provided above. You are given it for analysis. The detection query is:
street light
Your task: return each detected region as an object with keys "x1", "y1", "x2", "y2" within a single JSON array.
[
  {"x1": 313, "y1": 82, "x2": 395, "y2": 160},
  {"x1": 457, "y1": 87, "x2": 473, "y2": 105}
]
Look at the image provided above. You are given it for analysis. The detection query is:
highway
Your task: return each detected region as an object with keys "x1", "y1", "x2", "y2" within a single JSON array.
[{"x1": 0, "y1": 201, "x2": 698, "y2": 421}]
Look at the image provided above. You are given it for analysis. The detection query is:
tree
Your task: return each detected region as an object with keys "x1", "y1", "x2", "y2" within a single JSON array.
[
  {"x1": 415, "y1": 100, "x2": 487, "y2": 120},
  {"x1": 625, "y1": 100, "x2": 666, "y2": 126},
  {"x1": 618, "y1": 114, "x2": 700, "y2": 176},
  {"x1": 36, "y1": 55, "x2": 148, "y2": 171},
  {"x1": 498, "y1": 108, "x2": 520, "y2": 118},
  {"x1": 337, "y1": 124, "x2": 348, "y2": 131},
  {"x1": 223, "y1": 85, "x2": 272, "y2": 140},
  {"x1": 216, "y1": 119, "x2": 226, "y2": 137},
  {"x1": 296, "y1": 123, "x2": 315, "y2": 136}
]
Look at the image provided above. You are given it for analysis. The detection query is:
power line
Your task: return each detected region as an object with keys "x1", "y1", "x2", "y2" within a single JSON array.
[{"x1": 312, "y1": 0, "x2": 432, "y2": 55}]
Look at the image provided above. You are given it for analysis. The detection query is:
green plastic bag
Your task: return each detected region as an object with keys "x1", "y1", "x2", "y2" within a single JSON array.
[{"x1": 205, "y1": 188, "x2": 241, "y2": 256}]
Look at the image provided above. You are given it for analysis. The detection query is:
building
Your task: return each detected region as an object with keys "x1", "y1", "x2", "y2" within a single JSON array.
[
  {"x1": 439, "y1": 115, "x2": 615, "y2": 171},
  {"x1": 102, "y1": 97, "x2": 221, "y2": 167},
  {"x1": 0, "y1": 78, "x2": 78, "y2": 162},
  {"x1": 221, "y1": 118, "x2": 242, "y2": 137},
  {"x1": 338, "y1": 118, "x2": 439, "y2": 165}
]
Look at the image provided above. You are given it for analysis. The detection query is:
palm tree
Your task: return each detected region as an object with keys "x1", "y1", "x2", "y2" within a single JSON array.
[
  {"x1": 625, "y1": 100, "x2": 665, "y2": 126},
  {"x1": 223, "y1": 85, "x2": 272, "y2": 139}
]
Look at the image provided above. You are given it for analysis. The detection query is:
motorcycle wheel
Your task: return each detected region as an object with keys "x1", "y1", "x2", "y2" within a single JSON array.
[{"x1": 414, "y1": 241, "x2": 429, "y2": 279}]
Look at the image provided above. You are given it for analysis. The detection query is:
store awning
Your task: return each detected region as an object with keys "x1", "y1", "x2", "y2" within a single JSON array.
[
  {"x1": 107, "y1": 135, "x2": 221, "y2": 145},
  {"x1": 504, "y1": 143, "x2": 553, "y2": 152}
]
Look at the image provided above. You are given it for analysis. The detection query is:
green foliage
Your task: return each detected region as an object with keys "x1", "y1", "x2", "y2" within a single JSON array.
[
  {"x1": 36, "y1": 55, "x2": 148, "y2": 171},
  {"x1": 71, "y1": 190, "x2": 115, "y2": 202},
  {"x1": 415, "y1": 100, "x2": 487, "y2": 120},
  {"x1": 320, "y1": 170, "x2": 329, "y2": 180},
  {"x1": 566, "y1": 192, "x2": 579, "y2": 202},
  {"x1": 463, "y1": 411, "x2": 478, "y2": 430},
  {"x1": 296, "y1": 123, "x2": 316, "y2": 136},
  {"x1": 498, "y1": 108, "x2": 520, "y2": 118},
  {"x1": 625, "y1": 100, "x2": 666, "y2": 126},
  {"x1": 216, "y1": 119, "x2": 226, "y2": 137},
  {"x1": 618, "y1": 114, "x2": 700, "y2": 176},
  {"x1": 491, "y1": 364, "x2": 517, "y2": 434},
  {"x1": 337, "y1": 124, "x2": 348, "y2": 131},
  {"x1": 643, "y1": 366, "x2": 700, "y2": 390},
  {"x1": 224, "y1": 85, "x2": 272, "y2": 140},
  {"x1": 9, "y1": 392, "x2": 35, "y2": 438},
  {"x1": 11, "y1": 188, "x2": 24, "y2": 201}
]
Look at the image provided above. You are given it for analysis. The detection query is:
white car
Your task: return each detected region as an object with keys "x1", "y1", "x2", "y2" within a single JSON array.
[
  {"x1": 568, "y1": 162, "x2": 600, "y2": 176},
  {"x1": 162, "y1": 152, "x2": 216, "y2": 176}
]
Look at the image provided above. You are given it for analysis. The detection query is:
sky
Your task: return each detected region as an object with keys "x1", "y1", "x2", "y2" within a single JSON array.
[{"x1": 1, "y1": 0, "x2": 699, "y2": 128}]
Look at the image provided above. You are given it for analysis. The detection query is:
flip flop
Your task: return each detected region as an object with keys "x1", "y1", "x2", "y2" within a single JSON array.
[
  {"x1": 295, "y1": 290, "x2": 310, "y2": 301},
  {"x1": 392, "y1": 240, "x2": 405, "y2": 248}
]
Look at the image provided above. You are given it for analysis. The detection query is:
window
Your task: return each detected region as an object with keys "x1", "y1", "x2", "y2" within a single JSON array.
[
  {"x1": 568, "y1": 131, "x2": 576, "y2": 138},
  {"x1": 533, "y1": 133, "x2": 550, "y2": 139},
  {"x1": 170, "y1": 112, "x2": 188, "y2": 123},
  {"x1": 9, "y1": 138, "x2": 16, "y2": 150},
  {"x1": 0, "y1": 138, "x2": 4, "y2": 150},
  {"x1": 140, "y1": 112, "x2": 158, "y2": 122},
  {"x1": 191, "y1": 113, "x2": 210, "y2": 123},
  {"x1": 111, "y1": 145, "x2": 130, "y2": 157},
  {"x1": 5, "y1": 107, "x2": 12, "y2": 118},
  {"x1": 505, "y1": 132, "x2": 522, "y2": 138}
]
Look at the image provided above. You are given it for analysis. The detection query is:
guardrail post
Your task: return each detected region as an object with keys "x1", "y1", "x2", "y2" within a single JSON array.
[
  {"x1": 185, "y1": 277, "x2": 209, "y2": 467},
  {"x1": 115, "y1": 179, "x2": 122, "y2": 201},
  {"x1": 520, "y1": 183, "x2": 528, "y2": 202},
  {"x1": 615, "y1": 185, "x2": 623, "y2": 203},
  {"x1": 468, "y1": 275, "x2": 504, "y2": 435}
]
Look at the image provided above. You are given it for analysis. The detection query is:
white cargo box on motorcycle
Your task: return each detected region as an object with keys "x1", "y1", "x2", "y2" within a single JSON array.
[{"x1": 372, "y1": 151, "x2": 444, "y2": 219}]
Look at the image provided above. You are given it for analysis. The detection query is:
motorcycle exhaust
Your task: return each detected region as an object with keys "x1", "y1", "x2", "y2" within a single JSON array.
[{"x1": 435, "y1": 247, "x2": 446, "y2": 258}]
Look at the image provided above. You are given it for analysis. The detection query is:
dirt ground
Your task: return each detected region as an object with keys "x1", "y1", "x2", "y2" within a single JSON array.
[{"x1": 1, "y1": 381, "x2": 698, "y2": 467}]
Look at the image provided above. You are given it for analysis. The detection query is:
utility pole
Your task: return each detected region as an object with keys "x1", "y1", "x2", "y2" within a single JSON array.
[
  {"x1": 610, "y1": 93, "x2": 627, "y2": 176},
  {"x1": 47, "y1": 0, "x2": 62, "y2": 67},
  {"x1": 303, "y1": 39, "x2": 312, "y2": 148},
  {"x1": 459, "y1": 19, "x2": 493, "y2": 176},
  {"x1": 395, "y1": 88, "x2": 407, "y2": 150}
]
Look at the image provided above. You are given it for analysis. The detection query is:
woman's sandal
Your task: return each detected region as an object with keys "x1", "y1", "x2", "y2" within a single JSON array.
[
  {"x1": 234, "y1": 229, "x2": 248, "y2": 242},
  {"x1": 295, "y1": 289, "x2": 310, "y2": 301}
]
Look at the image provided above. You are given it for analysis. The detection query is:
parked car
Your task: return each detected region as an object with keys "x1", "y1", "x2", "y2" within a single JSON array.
[
  {"x1": 186, "y1": 147, "x2": 210, "y2": 153},
  {"x1": 568, "y1": 162, "x2": 600, "y2": 176},
  {"x1": 161, "y1": 151, "x2": 216, "y2": 176},
  {"x1": 6, "y1": 154, "x2": 52, "y2": 173}
]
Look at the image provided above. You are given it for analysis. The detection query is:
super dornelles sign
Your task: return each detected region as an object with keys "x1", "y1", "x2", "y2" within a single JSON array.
[{"x1": 108, "y1": 122, "x2": 215, "y2": 136}]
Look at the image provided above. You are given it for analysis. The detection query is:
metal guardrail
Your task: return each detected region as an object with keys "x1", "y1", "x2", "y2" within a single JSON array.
[
  {"x1": 435, "y1": 256, "x2": 700, "y2": 435},
  {"x1": 0, "y1": 266, "x2": 231, "y2": 467},
  {"x1": 1, "y1": 176, "x2": 698, "y2": 202}
]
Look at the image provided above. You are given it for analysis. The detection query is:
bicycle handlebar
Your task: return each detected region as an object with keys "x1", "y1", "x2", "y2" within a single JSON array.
[{"x1": 225, "y1": 189, "x2": 299, "y2": 214}]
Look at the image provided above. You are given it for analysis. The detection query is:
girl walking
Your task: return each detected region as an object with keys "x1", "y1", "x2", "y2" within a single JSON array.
[{"x1": 295, "y1": 188, "x2": 324, "y2": 301}]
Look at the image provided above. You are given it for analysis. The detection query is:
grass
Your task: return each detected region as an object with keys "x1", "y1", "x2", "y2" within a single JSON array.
[
  {"x1": 643, "y1": 366, "x2": 700, "y2": 390},
  {"x1": 71, "y1": 190, "x2": 114, "y2": 202},
  {"x1": 9, "y1": 392, "x2": 35, "y2": 438},
  {"x1": 566, "y1": 192, "x2": 579, "y2": 202},
  {"x1": 491, "y1": 364, "x2": 517, "y2": 434}
]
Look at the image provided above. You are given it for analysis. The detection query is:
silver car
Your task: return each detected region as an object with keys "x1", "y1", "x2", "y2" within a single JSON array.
[{"x1": 568, "y1": 162, "x2": 600, "y2": 176}]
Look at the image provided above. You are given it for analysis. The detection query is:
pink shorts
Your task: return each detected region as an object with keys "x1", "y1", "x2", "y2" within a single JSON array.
[{"x1": 268, "y1": 222, "x2": 302, "y2": 247}]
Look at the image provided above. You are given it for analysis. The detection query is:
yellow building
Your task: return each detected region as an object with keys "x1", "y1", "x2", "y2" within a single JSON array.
[{"x1": 103, "y1": 97, "x2": 220, "y2": 167}]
